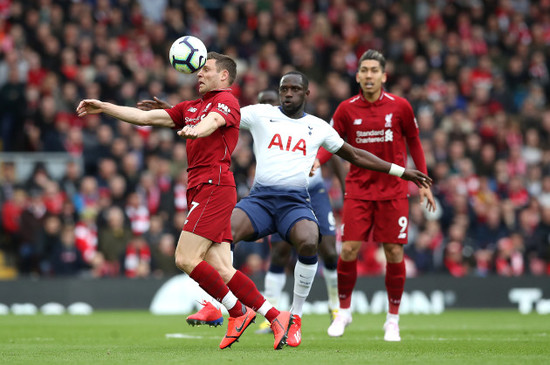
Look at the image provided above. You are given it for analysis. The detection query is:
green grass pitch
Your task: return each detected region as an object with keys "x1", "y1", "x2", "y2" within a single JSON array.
[{"x1": 0, "y1": 310, "x2": 548, "y2": 364}]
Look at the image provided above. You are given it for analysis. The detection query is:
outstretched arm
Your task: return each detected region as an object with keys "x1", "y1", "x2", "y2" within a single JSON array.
[
  {"x1": 177, "y1": 111, "x2": 226, "y2": 139},
  {"x1": 76, "y1": 99, "x2": 174, "y2": 128},
  {"x1": 334, "y1": 142, "x2": 432, "y2": 188}
]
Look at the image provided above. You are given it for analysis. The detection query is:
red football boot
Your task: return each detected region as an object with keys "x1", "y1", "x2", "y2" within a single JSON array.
[
  {"x1": 219, "y1": 306, "x2": 256, "y2": 349},
  {"x1": 286, "y1": 314, "x2": 301, "y2": 347},
  {"x1": 270, "y1": 311, "x2": 293, "y2": 350},
  {"x1": 186, "y1": 301, "x2": 223, "y2": 327}
]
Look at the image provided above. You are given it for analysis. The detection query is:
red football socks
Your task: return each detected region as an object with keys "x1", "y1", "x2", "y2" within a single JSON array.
[
  {"x1": 189, "y1": 261, "x2": 245, "y2": 318},
  {"x1": 337, "y1": 257, "x2": 358, "y2": 309},
  {"x1": 189, "y1": 261, "x2": 230, "y2": 303},
  {"x1": 385, "y1": 261, "x2": 406, "y2": 314},
  {"x1": 227, "y1": 270, "x2": 279, "y2": 319}
]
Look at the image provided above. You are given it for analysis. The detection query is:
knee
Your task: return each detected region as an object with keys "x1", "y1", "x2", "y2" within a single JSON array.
[
  {"x1": 295, "y1": 239, "x2": 318, "y2": 257},
  {"x1": 384, "y1": 243, "x2": 404, "y2": 262},
  {"x1": 340, "y1": 243, "x2": 359, "y2": 261},
  {"x1": 289, "y1": 221, "x2": 319, "y2": 256},
  {"x1": 174, "y1": 252, "x2": 196, "y2": 274}
]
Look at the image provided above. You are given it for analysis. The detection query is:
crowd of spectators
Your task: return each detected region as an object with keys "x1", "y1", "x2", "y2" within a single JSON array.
[{"x1": 1, "y1": 0, "x2": 550, "y2": 279}]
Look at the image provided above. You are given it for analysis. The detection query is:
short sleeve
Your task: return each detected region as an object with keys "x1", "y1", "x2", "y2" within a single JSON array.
[
  {"x1": 211, "y1": 93, "x2": 241, "y2": 128},
  {"x1": 321, "y1": 122, "x2": 345, "y2": 153}
]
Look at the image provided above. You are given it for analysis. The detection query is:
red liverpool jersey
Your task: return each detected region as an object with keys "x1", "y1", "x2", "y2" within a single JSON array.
[
  {"x1": 331, "y1": 91, "x2": 419, "y2": 200},
  {"x1": 166, "y1": 89, "x2": 240, "y2": 189}
]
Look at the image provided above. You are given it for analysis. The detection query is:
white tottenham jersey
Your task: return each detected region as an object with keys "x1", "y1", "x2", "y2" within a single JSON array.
[{"x1": 241, "y1": 104, "x2": 344, "y2": 189}]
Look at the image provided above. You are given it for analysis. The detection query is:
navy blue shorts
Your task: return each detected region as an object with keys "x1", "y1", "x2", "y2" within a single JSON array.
[
  {"x1": 235, "y1": 186, "x2": 318, "y2": 242},
  {"x1": 271, "y1": 181, "x2": 335, "y2": 243}
]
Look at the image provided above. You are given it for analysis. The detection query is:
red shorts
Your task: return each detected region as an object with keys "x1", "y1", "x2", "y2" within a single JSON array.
[
  {"x1": 341, "y1": 198, "x2": 409, "y2": 244},
  {"x1": 184, "y1": 184, "x2": 236, "y2": 243}
]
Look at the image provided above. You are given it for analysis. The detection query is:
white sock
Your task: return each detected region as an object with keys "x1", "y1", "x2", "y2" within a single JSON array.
[
  {"x1": 339, "y1": 307, "x2": 352, "y2": 318},
  {"x1": 386, "y1": 313, "x2": 399, "y2": 323},
  {"x1": 290, "y1": 261, "x2": 318, "y2": 317},
  {"x1": 257, "y1": 300, "x2": 274, "y2": 318},
  {"x1": 220, "y1": 291, "x2": 238, "y2": 313},
  {"x1": 323, "y1": 267, "x2": 338, "y2": 310},
  {"x1": 264, "y1": 271, "x2": 286, "y2": 308}
]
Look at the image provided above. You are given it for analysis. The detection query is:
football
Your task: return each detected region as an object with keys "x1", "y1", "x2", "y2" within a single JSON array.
[{"x1": 168, "y1": 36, "x2": 207, "y2": 74}]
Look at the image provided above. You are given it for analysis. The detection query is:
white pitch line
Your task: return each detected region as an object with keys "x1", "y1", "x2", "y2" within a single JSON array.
[{"x1": 165, "y1": 333, "x2": 220, "y2": 340}]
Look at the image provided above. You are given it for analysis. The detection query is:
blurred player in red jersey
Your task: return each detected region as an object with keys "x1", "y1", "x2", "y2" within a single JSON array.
[
  {"x1": 322, "y1": 50, "x2": 437, "y2": 341},
  {"x1": 76, "y1": 52, "x2": 292, "y2": 350}
]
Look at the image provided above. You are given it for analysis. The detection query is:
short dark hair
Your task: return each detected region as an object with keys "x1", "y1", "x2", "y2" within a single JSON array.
[
  {"x1": 257, "y1": 89, "x2": 279, "y2": 105},
  {"x1": 358, "y1": 49, "x2": 386, "y2": 72},
  {"x1": 282, "y1": 71, "x2": 309, "y2": 90},
  {"x1": 207, "y1": 52, "x2": 237, "y2": 85}
]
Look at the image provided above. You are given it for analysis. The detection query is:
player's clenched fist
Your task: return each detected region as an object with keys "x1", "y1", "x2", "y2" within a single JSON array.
[{"x1": 177, "y1": 125, "x2": 199, "y2": 139}]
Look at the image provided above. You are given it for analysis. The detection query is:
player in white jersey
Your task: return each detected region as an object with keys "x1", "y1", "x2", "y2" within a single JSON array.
[
  {"x1": 230, "y1": 71, "x2": 431, "y2": 347},
  {"x1": 254, "y1": 90, "x2": 344, "y2": 335}
]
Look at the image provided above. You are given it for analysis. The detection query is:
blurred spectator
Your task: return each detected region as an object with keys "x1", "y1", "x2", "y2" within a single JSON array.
[
  {"x1": 0, "y1": 66, "x2": 26, "y2": 151},
  {"x1": 17, "y1": 189, "x2": 47, "y2": 275},
  {"x1": 151, "y1": 233, "x2": 179, "y2": 278},
  {"x1": 73, "y1": 176, "x2": 99, "y2": 215},
  {"x1": 74, "y1": 207, "x2": 104, "y2": 277},
  {"x1": 143, "y1": 214, "x2": 165, "y2": 249},
  {"x1": 444, "y1": 241, "x2": 469, "y2": 277},
  {"x1": 58, "y1": 159, "x2": 82, "y2": 201},
  {"x1": 125, "y1": 191, "x2": 150, "y2": 236},
  {"x1": 495, "y1": 234, "x2": 525, "y2": 277},
  {"x1": 1, "y1": 188, "x2": 27, "y2": 260},
  {"x1": 0, "y1": 162, "x2": 18, "y2": 203},
  {"x1": 50, "y1": 225, "x2": 87, "y2": 276},
  {"x1": 37, "y1": 214, "x2": 63, "y2": 275},
  {"x1": 97, "y1": 206, "x2": 133, "y2": 277},
  {"x1": 124, "y1": 235, "x2": 151, "y2": 278}
]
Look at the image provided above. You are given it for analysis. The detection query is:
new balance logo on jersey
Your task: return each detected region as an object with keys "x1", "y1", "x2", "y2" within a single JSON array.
[
  {"x1": 353, "y1": 118, "x2": 362, "y2": 125},
  {"x1": 385, "y1": 129, "x2": 394, "y2": 142},
  {"x1": 187, "y1": 107, "x2": 197, "y2": 112},
  {"x1": 384, "y1": 113, "x2": 393, "y2": 128},
  {"x1": 217, "y1": 103, "x2": 230, "y2": 114},
  {"x1": 267, "y1": 134, "x2": 306, "y2": 155}
]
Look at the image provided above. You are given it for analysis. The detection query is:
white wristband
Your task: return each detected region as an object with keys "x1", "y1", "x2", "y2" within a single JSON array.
[{"x1": 389, "y1": 163, "x2": 405, "y2": 177}]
